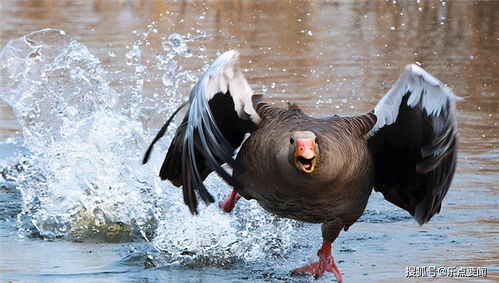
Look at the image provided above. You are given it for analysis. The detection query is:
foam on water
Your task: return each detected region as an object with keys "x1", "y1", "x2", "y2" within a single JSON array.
[{"x1": 0, "y1": 29, "x2": 296, "y2": 264}]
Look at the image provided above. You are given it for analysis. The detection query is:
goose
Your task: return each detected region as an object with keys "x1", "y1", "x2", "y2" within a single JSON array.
[{"x1": 143, "y1": 50, "x2": 458, "y2": 282}]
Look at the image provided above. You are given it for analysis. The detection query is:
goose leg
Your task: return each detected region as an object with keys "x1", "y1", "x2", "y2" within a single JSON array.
[
  {"x1": 291, "y1": 219, "x2": 343, "y2": 282},
  {"x1": 219, "y1": 188, "x2": 241, "y2": 213}
]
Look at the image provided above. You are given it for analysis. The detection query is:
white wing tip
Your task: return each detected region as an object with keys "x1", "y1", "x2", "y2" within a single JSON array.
[
  {"x1": 205, "y1": 50, "x2": 241, "y2": 83},
  {"x1": 405, "y1": 63, "x2": 422, "y2": 71},
  {"x1": 405, "y1": 63, "x2": 463, "y2": 101},
  {"x1": 405, "y1": 63, "x2": 439, "y2": 84},
  {"x1": 218, "y1": 50, "x2": 239, "y2": 61}
]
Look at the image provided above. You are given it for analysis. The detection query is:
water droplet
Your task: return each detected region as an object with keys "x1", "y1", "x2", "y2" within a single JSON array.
[
  {"x1": 125, "y1": 42, "x2": 141, "y2": 66},
  {"x1": 164, "y1": 33, "x2": 192, "y2": 58}
]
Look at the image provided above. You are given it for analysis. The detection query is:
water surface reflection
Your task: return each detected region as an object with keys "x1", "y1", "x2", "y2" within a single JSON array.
[{"x1": 0, "y1": 0, "x2": 497, "y2": 281}]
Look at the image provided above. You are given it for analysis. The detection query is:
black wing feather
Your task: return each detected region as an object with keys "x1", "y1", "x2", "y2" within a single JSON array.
[
  {"x1": 142, "y1": 101, "x2": 188, "y2": 164},
  {"x1": 143, "y1": 50, "x2": 260, "y2": 214},
  {"x1": 369, "y1": 64, "x2": 460, "y2": 225}
]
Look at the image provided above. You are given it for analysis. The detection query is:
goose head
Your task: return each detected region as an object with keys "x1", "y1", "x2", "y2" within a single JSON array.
[{"x1": 288, "y1": 131, "x2": 318, "y2": 174}]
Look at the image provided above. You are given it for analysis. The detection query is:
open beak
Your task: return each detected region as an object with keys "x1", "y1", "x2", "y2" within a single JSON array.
[{"x1": 294, "y1": 138, "x2": 317, "y2": 173}]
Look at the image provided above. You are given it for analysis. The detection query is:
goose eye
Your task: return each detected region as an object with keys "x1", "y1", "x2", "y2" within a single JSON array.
[
  {"x1": 315, "y1": 137, "x2": 318, "y2": 143},
  {"x1": 290, "y1": 137, "x2": 294, "y2": 144}
]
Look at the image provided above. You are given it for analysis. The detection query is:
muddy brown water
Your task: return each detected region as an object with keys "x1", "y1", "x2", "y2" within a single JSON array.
[{"x1": 0, "y1": 0, "x2": 497, "y2": 282}]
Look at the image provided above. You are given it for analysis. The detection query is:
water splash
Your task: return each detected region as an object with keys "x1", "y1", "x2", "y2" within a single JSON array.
[
  {"x1": 125, "y1": 40, "x2": 145, "y2": 119},
  {"x1": 0, "y1": 29, "x2": 117, "y2": 150},
  {"x1": 0, "y1": 29, "x2": 159, "y2": 240},
  {"x1": 0, "y1": 28, "x2": 297, "y2": 265}
]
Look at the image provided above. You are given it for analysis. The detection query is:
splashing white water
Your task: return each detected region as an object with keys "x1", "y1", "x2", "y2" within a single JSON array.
[{"x1": 0, "y1": 28, "x2": 296, "y2": 264}]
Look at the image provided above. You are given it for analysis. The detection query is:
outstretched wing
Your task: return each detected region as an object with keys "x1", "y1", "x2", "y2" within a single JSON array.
[
  {"x1": 368, "y1": 64, "x2": 460, "y2": 225},
  {"x1": 144, "y1": 50, "x2": 262, "y2": 214}
]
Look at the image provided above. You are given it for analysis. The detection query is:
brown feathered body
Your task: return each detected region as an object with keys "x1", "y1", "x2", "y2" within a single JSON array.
[
  {"x1": 144, "y1": 52, "x2": 459, "y2": 281},
  {"x1": 235, "y1": 103, "x2": 377, "y2": 225}
]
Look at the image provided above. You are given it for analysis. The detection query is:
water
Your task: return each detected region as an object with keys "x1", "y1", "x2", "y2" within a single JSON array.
[{"x1": 0, "y1": 1, "x2": 497, "y2": 282}]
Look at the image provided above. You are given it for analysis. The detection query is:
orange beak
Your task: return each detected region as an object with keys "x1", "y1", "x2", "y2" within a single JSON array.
[{"x1": 294, "y1": 138, "x2": 317, "y2": 173}]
